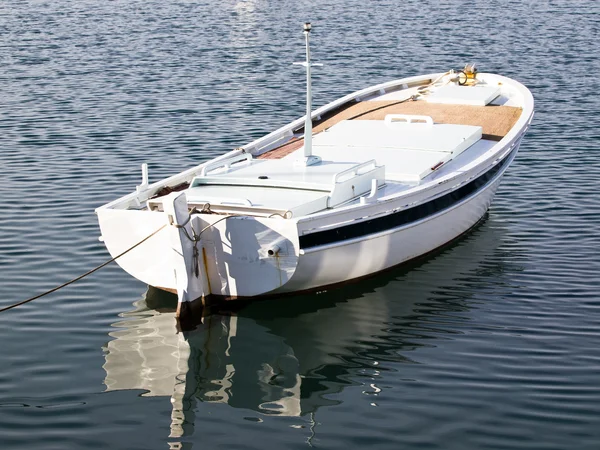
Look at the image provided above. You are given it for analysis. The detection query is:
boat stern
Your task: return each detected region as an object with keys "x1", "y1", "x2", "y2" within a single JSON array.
[{"x1": 96, "y1": 191, "x2": 301, "y2": 306}]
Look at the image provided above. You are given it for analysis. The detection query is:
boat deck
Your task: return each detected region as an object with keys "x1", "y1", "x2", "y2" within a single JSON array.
[
  {"x1": 259, "y1": 98, "x2": 522, "y2": 160},
  {"x1": 147, "y1": 77, "x2": 524, "y2": 218}
]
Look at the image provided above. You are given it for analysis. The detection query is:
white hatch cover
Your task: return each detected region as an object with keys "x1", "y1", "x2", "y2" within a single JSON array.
[
  {"x1": 426, "y1": 84, "x2": 501, "y2": 106},
  {"x1": 311, "y1": 117, "x2": 482, "y2": 181},
  {"x1": 313, "y1": 118, "x2": 481, "y2": 154}
]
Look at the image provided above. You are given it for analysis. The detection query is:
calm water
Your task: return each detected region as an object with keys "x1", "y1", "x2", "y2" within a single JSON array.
[{"x1": 1, "y1": 0, "x2": 600, "y2": 448}]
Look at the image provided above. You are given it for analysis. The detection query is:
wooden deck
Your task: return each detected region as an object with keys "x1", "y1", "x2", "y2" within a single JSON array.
[{"x1": 259, "y1": 100, "x2": 522, "y2": 160}]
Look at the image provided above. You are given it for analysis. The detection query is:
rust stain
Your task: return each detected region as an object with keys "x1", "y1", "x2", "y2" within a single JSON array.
[
  {"x1": 202, "y1": 246, "x2": 212, "y2": 294},
  {"x1": 275, "y1": 254, "x2": 282, "y2": 287},
  {"x1": 155, "y1": 286, "x2": 177, "y2": 294}
]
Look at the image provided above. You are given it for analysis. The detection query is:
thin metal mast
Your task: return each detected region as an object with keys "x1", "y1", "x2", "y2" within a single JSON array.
[
  {"x1": 303, "y1": 22, "x2": 313, "y2": 158},
  {"x1": 294, "y1": 22, "x2": 322, "y2": 167}
]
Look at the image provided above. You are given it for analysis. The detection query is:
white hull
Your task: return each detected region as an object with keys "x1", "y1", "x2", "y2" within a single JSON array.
[
  {"x1": 96, "y1": 70, "x2": 533, "y2": 306},
  {"x1": 284, "y1": 153, "x2": 511, "y2": 293},
  {"x1": 97, "y1": 138, "x2": 519, "y2": 299}
]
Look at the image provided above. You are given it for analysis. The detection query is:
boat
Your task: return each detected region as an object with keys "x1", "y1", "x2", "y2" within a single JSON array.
[{"x1": 95, "y1": 23, "x2": 534, "y2": 319}]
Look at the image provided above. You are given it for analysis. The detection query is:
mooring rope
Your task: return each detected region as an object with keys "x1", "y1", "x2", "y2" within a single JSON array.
[{"x1": 0, "y1": 224, "x2": 167, "y2": 314}]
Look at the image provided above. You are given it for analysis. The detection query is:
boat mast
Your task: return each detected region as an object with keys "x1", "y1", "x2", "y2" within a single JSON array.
[{"x1": 295, "y1": 22, "x2": 322, "y2": 167}]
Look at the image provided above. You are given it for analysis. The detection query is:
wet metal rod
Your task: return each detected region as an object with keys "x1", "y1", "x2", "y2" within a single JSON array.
[
  {"x1": 294, "y1": 22, "x2": 322, "y2": 167},
  {"x1": 303, "y1": 22, "x2": 313, "y2": 159}
]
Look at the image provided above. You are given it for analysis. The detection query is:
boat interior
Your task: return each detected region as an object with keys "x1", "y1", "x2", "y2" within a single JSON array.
[{"x1": 146, "y1": 75, "x2": 523, "y2": 219}]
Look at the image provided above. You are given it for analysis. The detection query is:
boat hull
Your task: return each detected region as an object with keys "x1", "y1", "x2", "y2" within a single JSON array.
[
  {"x1": 279, "y1": 141, "x2": 521, "y2": 294},
  {"x1": 283, "y1": 159, "x2": 507, "y2": 294},
  {"x1": 98, "y1": 138, "x2": 519, "y2": 300},
  {"x1": 95, "y1": 70, "x2": 533, "y2": 304}
]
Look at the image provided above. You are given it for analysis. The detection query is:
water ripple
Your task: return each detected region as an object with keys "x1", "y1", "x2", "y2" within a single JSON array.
[{"x1": 2, "y1": 0, "x2": 600, "y2": 449}]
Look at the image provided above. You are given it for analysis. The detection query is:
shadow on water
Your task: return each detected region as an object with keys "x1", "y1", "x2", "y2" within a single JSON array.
[{"x1": 102, "y1": 216, "x2": 520, "y2": 438}]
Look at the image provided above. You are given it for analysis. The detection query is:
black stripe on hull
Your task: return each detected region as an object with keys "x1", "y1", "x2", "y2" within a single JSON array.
[{"x1": 299, "y1": 148, "x2": 515, "y2": 250}]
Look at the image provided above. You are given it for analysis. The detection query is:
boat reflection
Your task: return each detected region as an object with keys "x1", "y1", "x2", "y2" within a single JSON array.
[{"x1": 102, "y1": 219, "x2": 514, "y2": 438}]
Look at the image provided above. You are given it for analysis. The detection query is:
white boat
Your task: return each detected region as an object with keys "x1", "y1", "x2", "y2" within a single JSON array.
[{"x1": 96, "y1": 24, "x2": 534, "y2": 318}]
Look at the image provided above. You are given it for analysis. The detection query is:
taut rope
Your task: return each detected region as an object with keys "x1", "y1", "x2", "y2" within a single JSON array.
[{"x1": 0, "y1": 224, "x2": 167, "y2": 314}]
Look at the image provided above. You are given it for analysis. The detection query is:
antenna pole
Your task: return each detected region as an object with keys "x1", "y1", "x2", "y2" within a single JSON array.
[
  {"x1": 294, "y1": 22, "x2": 321, "y2": 167},
  {"x1": 303, "y1": 23, "x2": 313, "y2": 159}
]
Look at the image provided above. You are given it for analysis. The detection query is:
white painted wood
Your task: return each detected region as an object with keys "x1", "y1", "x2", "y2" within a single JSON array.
[
  {"x1": 96, "y1": 71, "x2": 534, "y2": 302},
  {"x1": 199, "y1": 216, "x2": 301, "y2": 297},
  {"x1": 97, "y1": 208, "x2": 175, "y2": 288},
  {"x1": 162, "y1": 192, "x2": 206, "y2": 303},
  {"x1": 305, "y1": 119, "x2": 482, "y2": 181},
  {"x1": 186, "y1": 185, "x2": 329, "y2": 218},
  {"x1": 136, "y1": 163, "x2": 149, "y2": 194},
  {"x1": 426, "y1": 84, "x2": 501, "y2": 106},
  {"x1": 187, "y1": 158, "x2": 385, "y2": 215},
  {"x1": 199, "y1": 153, "x2": 253, "y2": 177},
  {"x1": 313, "y1": 120, "x2": 482, "y2": 154},
  {"x1": 281, "y1": 164, "x2": 509, "y2": 293},
  {"x1": 384, "y1": 114, "x2": 433, "y2": 126},
  {"x1": 328, "y1": 161, "x2": 385, "y2": 207}
]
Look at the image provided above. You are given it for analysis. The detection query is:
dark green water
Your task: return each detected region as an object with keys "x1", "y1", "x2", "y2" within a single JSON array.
[{"x1": 1, "y1": 1, "x2": 600, "y2": 448}]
